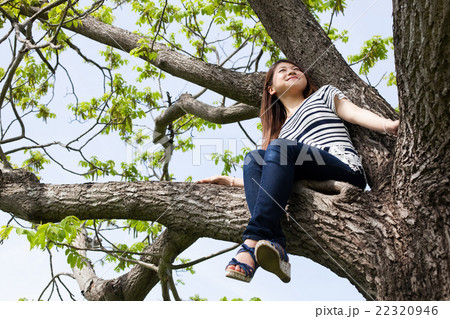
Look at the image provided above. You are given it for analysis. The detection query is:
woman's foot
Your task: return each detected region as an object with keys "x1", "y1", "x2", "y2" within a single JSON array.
[
  {"x1": 225, "y1": 239, "x2": 258, "y2": 282},
  {"x1": 226, "y1": 239, "x2": 257, "y2": 274},
  {"x1": 255, "y1": 240, "x2": 291, "y2": 283}
]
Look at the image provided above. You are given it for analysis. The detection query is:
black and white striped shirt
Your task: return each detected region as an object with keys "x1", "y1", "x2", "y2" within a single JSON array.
[{"x1": 278, "y1": 85, "x2": 364, "y2": 172}]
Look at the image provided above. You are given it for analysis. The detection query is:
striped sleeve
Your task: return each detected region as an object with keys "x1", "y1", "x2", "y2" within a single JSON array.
[{"x1": 324, "y1": 85, "x2": 348, "y2": 115}]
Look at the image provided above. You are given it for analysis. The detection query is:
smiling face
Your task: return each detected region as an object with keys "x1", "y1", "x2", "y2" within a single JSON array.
[{"x1": 267, "y1": 62, "x2": 307, "y2": 98}]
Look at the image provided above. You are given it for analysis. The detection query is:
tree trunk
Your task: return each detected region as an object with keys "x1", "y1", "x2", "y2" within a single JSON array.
[{"x1": 375, "y1": 0, "x2": 450, "y2": 300}]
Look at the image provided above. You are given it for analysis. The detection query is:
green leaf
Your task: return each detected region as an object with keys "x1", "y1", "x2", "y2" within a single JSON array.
[
  {"x1": 347, "y1": 36, "x2": 393, "y2": 75},
  {"x1": 190, "y1": 294, "x2": 208, "y2": 301},
  {"x1": 0, "y1": 225, "x2": 13, "y2": 241},
  {"x1": 22, "y1": 150, "x2": 50, "y2": 174},
  {"x1": 385, "y1": 72, "x2": 397, "y2": 87}
]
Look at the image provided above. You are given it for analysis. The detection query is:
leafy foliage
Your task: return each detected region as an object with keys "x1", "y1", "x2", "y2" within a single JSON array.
[
  {"x1": 211, "y1": 147, "x2": 251, "y2": 176},
  {"x1": 347, "y1": 36, "x2": 394, "y2": 75},
  {"x1": 1, "y1": 216, "x2": 88, "y2": 269},
  {"x1": 188, "y1": 295, "x2": 261, "y2": 301},
  {"x1": 22, "y1": 150, "x2": 50, "y2": 174}
]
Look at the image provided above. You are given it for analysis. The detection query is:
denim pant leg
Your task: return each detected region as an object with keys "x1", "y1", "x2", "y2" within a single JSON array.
[
  {"x1": 242, "y1": 139, "x2": 366, "y2": 249},
  {"x1": 242, "y1": 149, "x2": 266, "y2": 215},
  {"x1": 242, "y1": 139, "x2": 298, "y2": 248}
]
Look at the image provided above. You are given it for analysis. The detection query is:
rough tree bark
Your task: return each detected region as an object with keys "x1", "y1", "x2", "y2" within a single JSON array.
[{"x1": 1, "y1": 0, "x2": 448, "y2": 300}]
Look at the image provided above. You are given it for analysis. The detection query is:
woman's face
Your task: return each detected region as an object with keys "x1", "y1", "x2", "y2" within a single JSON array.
[{"x1": 268, "y1": 62, "x2": 307, "y2": 98}]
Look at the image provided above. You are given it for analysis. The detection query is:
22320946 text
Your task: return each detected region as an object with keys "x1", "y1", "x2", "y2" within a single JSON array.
[{"x1": 375, "y1": 306, "x2": 438, "y2": 316}]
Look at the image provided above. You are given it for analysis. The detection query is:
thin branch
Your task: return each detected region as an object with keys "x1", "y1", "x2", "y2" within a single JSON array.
[
  {"x1": 0, "y1": 26, "x2": 13, "y2": 45},
  {"x1": 65, "y1": 38, "x2": 112, "y2": 84},
  {"x1": 222, "y1": 1, "x2": 247, "y2": 5},
  {"x1": 15, "y1": 136, "x2": 86, "y2": 176},
  {"x1": 45, "y1": 246, "x2": 64, "y2": 300},
  {"x1": 153, "y1": 93, "x2": 258, "y2": 146},
  {"x1": 111, "y1": 253, "x2": 159, "y2": 272},
  {"x1": 0, "y1": 145, "x2": 12, "y2": 169},
  {"x1": 326, "y1": 6, "x2": 337, "y2": 35},
  {"x1": 167, "y1": 270, "x2": 181, "y2": 301},
  {"x1": 374, "y1": 72, "x2": 387, "y2": 88},
  {"x1": 349, "y1": 44, "x2": 378, "y2": 67},
  {"x1": 38, "y1": 272, "x2": 75, "y2": 301},
  {"x1": 0, "y1": 0, "x2": 16, "y2": 7},
  {"x1": 150, "y1": 0, "x2": 168, "y2": 53},
  {"x1": 172, "y1": 243, "x2": 239, "y2": 270},
  {"x1": 4, "y1": 141, "x2": 64, "y2": 155},
  {"x1": 161, "y1": 278, "x2": 170, "y2": 301},
  {"x1": 192, "y1": 35, "x2": 253, "y2": 100},
  {"x1": 13, "y1": 20, "x2": 63, "y2": 51},
  {"x1": 58, "y1": 63, "x2": 79, "y2": 108},
  {"x1": 36, "y1": 48, "x2": 56, "y2": 74},
  {"x1": 237, "y1": 121, "x2": 257, "y2": 147},
  {"x1": 0, "y1": 43, "x2": 26, "y2": 113},
  {"x1": 6, "y1": 213, "x2": 28, "y2": 228},
  {"x1": 49, "y1": 0, "x2": 104, "y2": 28},
  {"x1": 56, "y1": 275, "x2": 77, "y2": 301},
  {"x1": 1, "y1": 73, "x2": 27, "y2": 147},
  {"x1": 365, "y1": 74, "x2": 372, "y2": 87}
]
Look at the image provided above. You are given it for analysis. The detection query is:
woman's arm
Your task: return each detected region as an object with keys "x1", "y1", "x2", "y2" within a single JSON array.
[
  {"x1": 196, "y1": 175, "x2": 244, "y2": 187},
  {"x1": 335, "y1": 97, "x2": 399, "y2": 135}
]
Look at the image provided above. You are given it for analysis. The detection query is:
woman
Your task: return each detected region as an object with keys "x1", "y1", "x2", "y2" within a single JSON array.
[{"x1": 197, "y1": 59, "x2": 399, "y2": 283}]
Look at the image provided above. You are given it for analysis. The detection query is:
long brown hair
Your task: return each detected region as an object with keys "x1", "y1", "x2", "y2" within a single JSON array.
[{"x1": 260, "y1": 59, "x2": 317, "y2": 149}]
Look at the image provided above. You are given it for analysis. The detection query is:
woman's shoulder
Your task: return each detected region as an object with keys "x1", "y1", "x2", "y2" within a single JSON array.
[
  {"x1": 317, "y1": 84, "x2": 340, "y2": 92},
  {"x1": 310, "y1": 85, "x2": 335, "y2": 97},
  {"x1": 315, "y1": 85, "x2": 346, "y2": 98}
]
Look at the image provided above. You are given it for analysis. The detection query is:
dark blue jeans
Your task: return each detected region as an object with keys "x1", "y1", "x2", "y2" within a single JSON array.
[{"x1": 242, "y1": 138, "x2": 366, "y2": 248}]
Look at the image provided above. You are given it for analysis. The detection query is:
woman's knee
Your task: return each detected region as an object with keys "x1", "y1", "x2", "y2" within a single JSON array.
[
  {"x1": 244, "y1": 149, "x2": 266, "y2": 166},
  {"x1": 265, "y1": 139, "x2": 297, "y2": 164}
]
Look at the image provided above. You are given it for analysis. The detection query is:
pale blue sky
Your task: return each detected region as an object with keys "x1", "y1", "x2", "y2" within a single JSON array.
[{"x1": 0, "y1": 0, "x2": 397, "y2": 301}]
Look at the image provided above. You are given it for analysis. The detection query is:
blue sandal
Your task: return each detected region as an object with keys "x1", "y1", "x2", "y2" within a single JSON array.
[
  {"x1": 225, "y1": 243, "x2": 258, "y2": 283},
  {"x1": 255, "y1": 240, "x2": 291, "y2": 283}
]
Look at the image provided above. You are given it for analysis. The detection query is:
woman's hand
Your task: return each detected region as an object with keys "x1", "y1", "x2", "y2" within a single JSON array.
[
  {"x1": 196, "y1": 175, "x2": 234, "y2": 186},
  {"x1": 196, "y1": 175, "x2": 244, "y2": 187},
  {"x1": 384, "y1": 119, "x2": 400, "y2": 135}
]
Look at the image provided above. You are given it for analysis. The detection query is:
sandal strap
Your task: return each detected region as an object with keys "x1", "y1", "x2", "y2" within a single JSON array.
[
  {"x1": 227, "y1": 258, "x2": 255, "y2": 277},
  {"x1": 237, "y1": 243, "x2": 258, "y2": 266},
  {"x1": 225, "y1": 243, "x2": 259, "y2": 278},
  {"x1": 269, "y1": 241, "x2": 289, "y2": 262}
]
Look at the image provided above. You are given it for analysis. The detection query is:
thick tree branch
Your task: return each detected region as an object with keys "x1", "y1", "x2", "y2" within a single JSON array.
[
  {"x1": 1, "y1": 169, "x2": 379, "y2": 299},
  {"x1": 20, "y1": 6, "x2": 265, "y2": 107},
  {"x1": 69, "y1": 227, "x2": 186, "y2": 300},
  {"x1": 152, "y1": 94, "x2": 259, "y2": 144}
]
